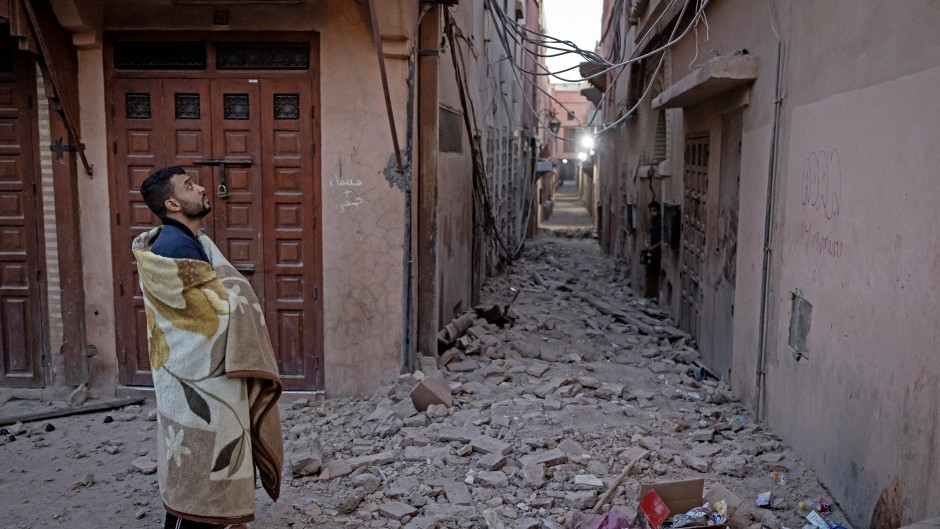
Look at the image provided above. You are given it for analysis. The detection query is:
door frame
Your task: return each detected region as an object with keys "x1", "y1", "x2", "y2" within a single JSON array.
[{"x1": 105, "y1": 31, "x2": 323, "y2": 390}]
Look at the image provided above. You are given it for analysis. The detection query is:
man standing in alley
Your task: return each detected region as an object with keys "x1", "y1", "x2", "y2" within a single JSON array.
[
  {"x1": 134, "y1": 166, "x2": 283, "y2": 528},
  {"x1": 643, "y1": 201, "x2": 662, "y2": 299}
]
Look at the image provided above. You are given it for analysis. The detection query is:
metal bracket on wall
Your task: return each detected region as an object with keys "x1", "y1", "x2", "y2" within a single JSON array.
[{"x1": 48, "y1": 137, "x2": 95, "y2": 176}]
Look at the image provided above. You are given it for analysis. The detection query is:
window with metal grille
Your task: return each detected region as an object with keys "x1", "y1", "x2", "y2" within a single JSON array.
[
  {"x1": 114, "y1": 41, "x2": 207, "y2": 70},
  {"x1": 439, "y1": 107, "x2": 463, "y2": 153},
  {"x1": 216, "y1": 42, "x2": 309, "y2": 70}
]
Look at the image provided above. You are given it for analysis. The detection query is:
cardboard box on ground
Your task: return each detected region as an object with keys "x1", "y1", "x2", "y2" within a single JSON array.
[{"x1": 638, "y1": 479, "x2": 744, "y2": 529}]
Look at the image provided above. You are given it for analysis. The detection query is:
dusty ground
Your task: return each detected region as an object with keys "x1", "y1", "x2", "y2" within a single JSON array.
[{"x1": 0, "y1": 232, "x2": 855, "y2": 529}]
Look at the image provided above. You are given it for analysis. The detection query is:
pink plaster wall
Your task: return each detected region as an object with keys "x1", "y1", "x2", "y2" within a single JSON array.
[
  {"x1": 767, "y1": 66, "x2": 940, "y2": 526},
  {"x1": 596, "y1": 1, "x2": 940, "y2": 525}
]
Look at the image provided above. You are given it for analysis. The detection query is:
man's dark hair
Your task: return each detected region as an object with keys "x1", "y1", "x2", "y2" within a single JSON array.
[
  {"x1": 140, "y1": 166, "x2": 186, "y2": 217},
  {"x1": 648, "y1": 200, "x2": 661, "y2": 211}
]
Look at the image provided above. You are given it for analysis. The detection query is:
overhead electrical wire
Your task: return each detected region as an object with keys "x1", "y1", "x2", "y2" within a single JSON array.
[
  {"x1": 484, "y1": 0, "x2": 710, "y2": 141},
  {"x1": 443, "y1": 0, "x2": 714, "y2": 261}
]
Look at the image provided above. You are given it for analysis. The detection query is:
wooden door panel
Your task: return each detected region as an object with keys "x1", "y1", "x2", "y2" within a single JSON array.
[
  {"x1": 0, "y1": 51, "x2": 44, "y2": 387},
  {"x1": 261, "y1": 78, "x2": 321, "y2": 389},
  {"x1": 112, "y1": 80, "x2": 176, "y2": 386},
  {"x1": 113, "y1": 78, "x2": 166, "y2": 385},
  {"x1": 162, "y1": 80, "x2": 215, "y2": 238},
  {"x1": 210, "y1": 80, "x2": 264, "y2": 298}
]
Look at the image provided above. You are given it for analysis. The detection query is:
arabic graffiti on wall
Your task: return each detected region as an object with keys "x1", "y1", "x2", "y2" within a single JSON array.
[{"x1": 330, "y1": 158, "x2": 364, "y2": 213}]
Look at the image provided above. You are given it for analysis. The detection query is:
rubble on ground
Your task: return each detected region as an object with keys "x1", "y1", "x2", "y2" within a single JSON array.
[
  {"x1": 0, "y1": 236, "x2": 852, "y2": 529},
  {"x1": 273, "y1": 237, "x2": 852, "y2": 529}
]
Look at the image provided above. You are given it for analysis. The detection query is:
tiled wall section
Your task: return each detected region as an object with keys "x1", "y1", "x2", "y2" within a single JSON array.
[{"x1": 37, "y1": 71, "x2": 64, "y2": 383}]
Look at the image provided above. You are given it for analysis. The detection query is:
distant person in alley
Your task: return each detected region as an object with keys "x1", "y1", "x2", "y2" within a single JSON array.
[
  {"x1": 134, "y1": 166, "x2": 283, "y2": 528},
  {"x1": 643, "y1": 201, "x2": 662, "y2": 299}
]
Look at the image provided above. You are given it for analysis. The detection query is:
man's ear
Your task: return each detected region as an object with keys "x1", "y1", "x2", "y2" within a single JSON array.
[{"x1": 164, "y1": 197, "x2": 180, "y2": 213}]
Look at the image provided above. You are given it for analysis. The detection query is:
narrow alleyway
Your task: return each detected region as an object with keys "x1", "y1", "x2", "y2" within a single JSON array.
[
  {"x1": 540, "y1": 180, "x2": 594, "y2": 235},
  {"x1": 0, "y1": 234, "x2": 853, "y2": 529}
]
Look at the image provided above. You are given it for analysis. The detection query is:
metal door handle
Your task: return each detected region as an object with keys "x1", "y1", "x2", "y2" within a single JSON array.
[{"x1": 193, "y1": 158, "x2": 253, "y2": 199}]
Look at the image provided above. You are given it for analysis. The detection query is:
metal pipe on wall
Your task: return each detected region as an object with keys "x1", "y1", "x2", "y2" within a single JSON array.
[{"x1": 756, "y1": 40, "x2": 784, "y2": 422}]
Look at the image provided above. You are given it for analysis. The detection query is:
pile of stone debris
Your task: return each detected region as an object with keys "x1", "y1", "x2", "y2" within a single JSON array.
[{"x1": 274, "y1": 239, "x2": 846, "y2": 529}]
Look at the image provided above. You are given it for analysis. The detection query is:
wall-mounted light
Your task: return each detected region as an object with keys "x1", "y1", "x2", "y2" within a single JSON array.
[
  {"x1": 580, "y1": 136, "x2": 595, "y2": 150},
  {"x1": 578, "y1": 152, "x2": 587, "y2": 161},
  {"x1": 562, "y1": 159, "x2": 568, "y2": 164},
  {"x1": 538, "y1": 109, "x2": 562, "y2": 134}
]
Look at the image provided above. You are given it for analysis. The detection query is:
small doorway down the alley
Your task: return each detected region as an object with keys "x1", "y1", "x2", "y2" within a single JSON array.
[
  {"x1": 107, "y1": 35, "x2": 323, "y2": 390},
  {"x1": 0, "y1": 31, "x2": 45, "y2": 387},
  {"x1": 705, "y1": 109, "x2": 742, "y2": 380},
  {"x1": 679, "y1": 133, "x2": 708, "y2": 343}
]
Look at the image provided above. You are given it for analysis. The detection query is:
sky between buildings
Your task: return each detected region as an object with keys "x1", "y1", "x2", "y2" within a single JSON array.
[{"x1": 542, "y1": 0, "x2": 604, "y2": 83}]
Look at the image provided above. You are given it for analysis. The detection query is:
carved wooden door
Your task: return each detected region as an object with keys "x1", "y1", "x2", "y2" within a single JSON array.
[
  {"x1": 112, "y1": 78, "x2": 215, "y2": 385},
  {"x1": 258, "y1": 78, "x2": 321, "y2": 389},
  {"x1": 0, "y1": 46, "x2": 44, "y2": 387},
  {"x1": 112, "y1": 76, "x2": 321, "y2": 390}
]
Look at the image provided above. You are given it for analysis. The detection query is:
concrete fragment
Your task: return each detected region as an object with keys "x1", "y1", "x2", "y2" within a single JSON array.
[
  {"x1": 345, "y1": 450, "x2": 398, "y2": 470},
  {"x1": 447, "y1": 359, "x2": 480, "y2": 373},
  {"x1": 565, "y1": 490, "x2": 597, "y2": 510},
  {"x1": 405, "y1": 516, "x2": 440, "y2": 529},
  {"x1": 617, "y1": 446, "x2": 651, "y2": 464},
  {"x1": 427, "y1": 404, "x2": 450, "y2": 419},
  {"x1": 483, "y1": 509, "x2": 508, "y2": 529},
  {"x1": 526, "y1": 362, "x2": 550, "y2": 377},
  {"x1": 410, "y1": 378, "x2": 454, "y2": 412},
  {"x1": 386, "y1": 477, "x2": 418, "y2": 499},
  {"x1": 576, "y1": 376, "x2": 601, "y2": 389},
  {"x1": 714, "y1": 455, "x2": 748, "y2": 477},
  {"x1": 691, "y1": 442, "x2": 722, "y2": 458},
  {"x1": 291, "y1": 454, "x2": 323, "y2": 477},
  {"x1": 477, "y1": 470, "x2": 510, "y2": 488},
  {"x1": 404, "y1": 445, "x2": 450, "y2": 461},
  {"x1": 686, "y1": 456, "x2": 709, "y2": 472},
  {"x1": 690, "y1": 428, "x2": 715, "y2": 442},
  {"x1": 319, "y1": 459, "x2": 353, "y2": 480},
  {"x1": 638, "y1": 436, "x2": 661, "y2": 451},
  {"x1": 758, "y1": 452, "x2": 785, "y2": 464},
  {"x1": 539, "y1": 345, "x2": 563, "y2": 362},
  {"x1": 595, "y1": 383, "x2": 624, "y2": 400},
  {"x1": 438, "y1": 426, "x2": 478, "y2": 443},
  {"x1": 351, "y1": 473, "x2": 383, "y2": 494},
  {"x1": 519, "y1": 449, "x2": 567, "y2": 467},
  {"x1": 479, "y1": 453, "x2": 507, "y2": 471},
  {"x1": 69, "y1": 384, "x2": 88, "y2": 406},
  {"x1": 472, "y1": 435, "x2": 512, "y2": 456},
  {"x1": 423, "y1": 503, "x2": 478, "y2": 521},
  {"x1": 443, "y1": 481, "x2": 473, "y2": 505},
  {"x1": 339, "y1": 488, "x2": 367, "y2": 514},
  {"x1": 460, "y1": 381, "x2": 494, "y2": 395},
  {"x1": 534, "y1": 378, "x2": 566, "y2": 399},
  {"x1": 379, "y1": 501, "x2": 418, "y2": 521},
  {"x1": 521, "y1": 464, "x2": 546, "y2": 487},
  {"x1": 132, "y1": 456, "x2": 157, "y2": 474},
  {"x1": 516, "y1": 518, "x2": 541, "y2": 529},
  {"x1": 573, "y1": 474, "x2": 604, "y2": 490}
]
